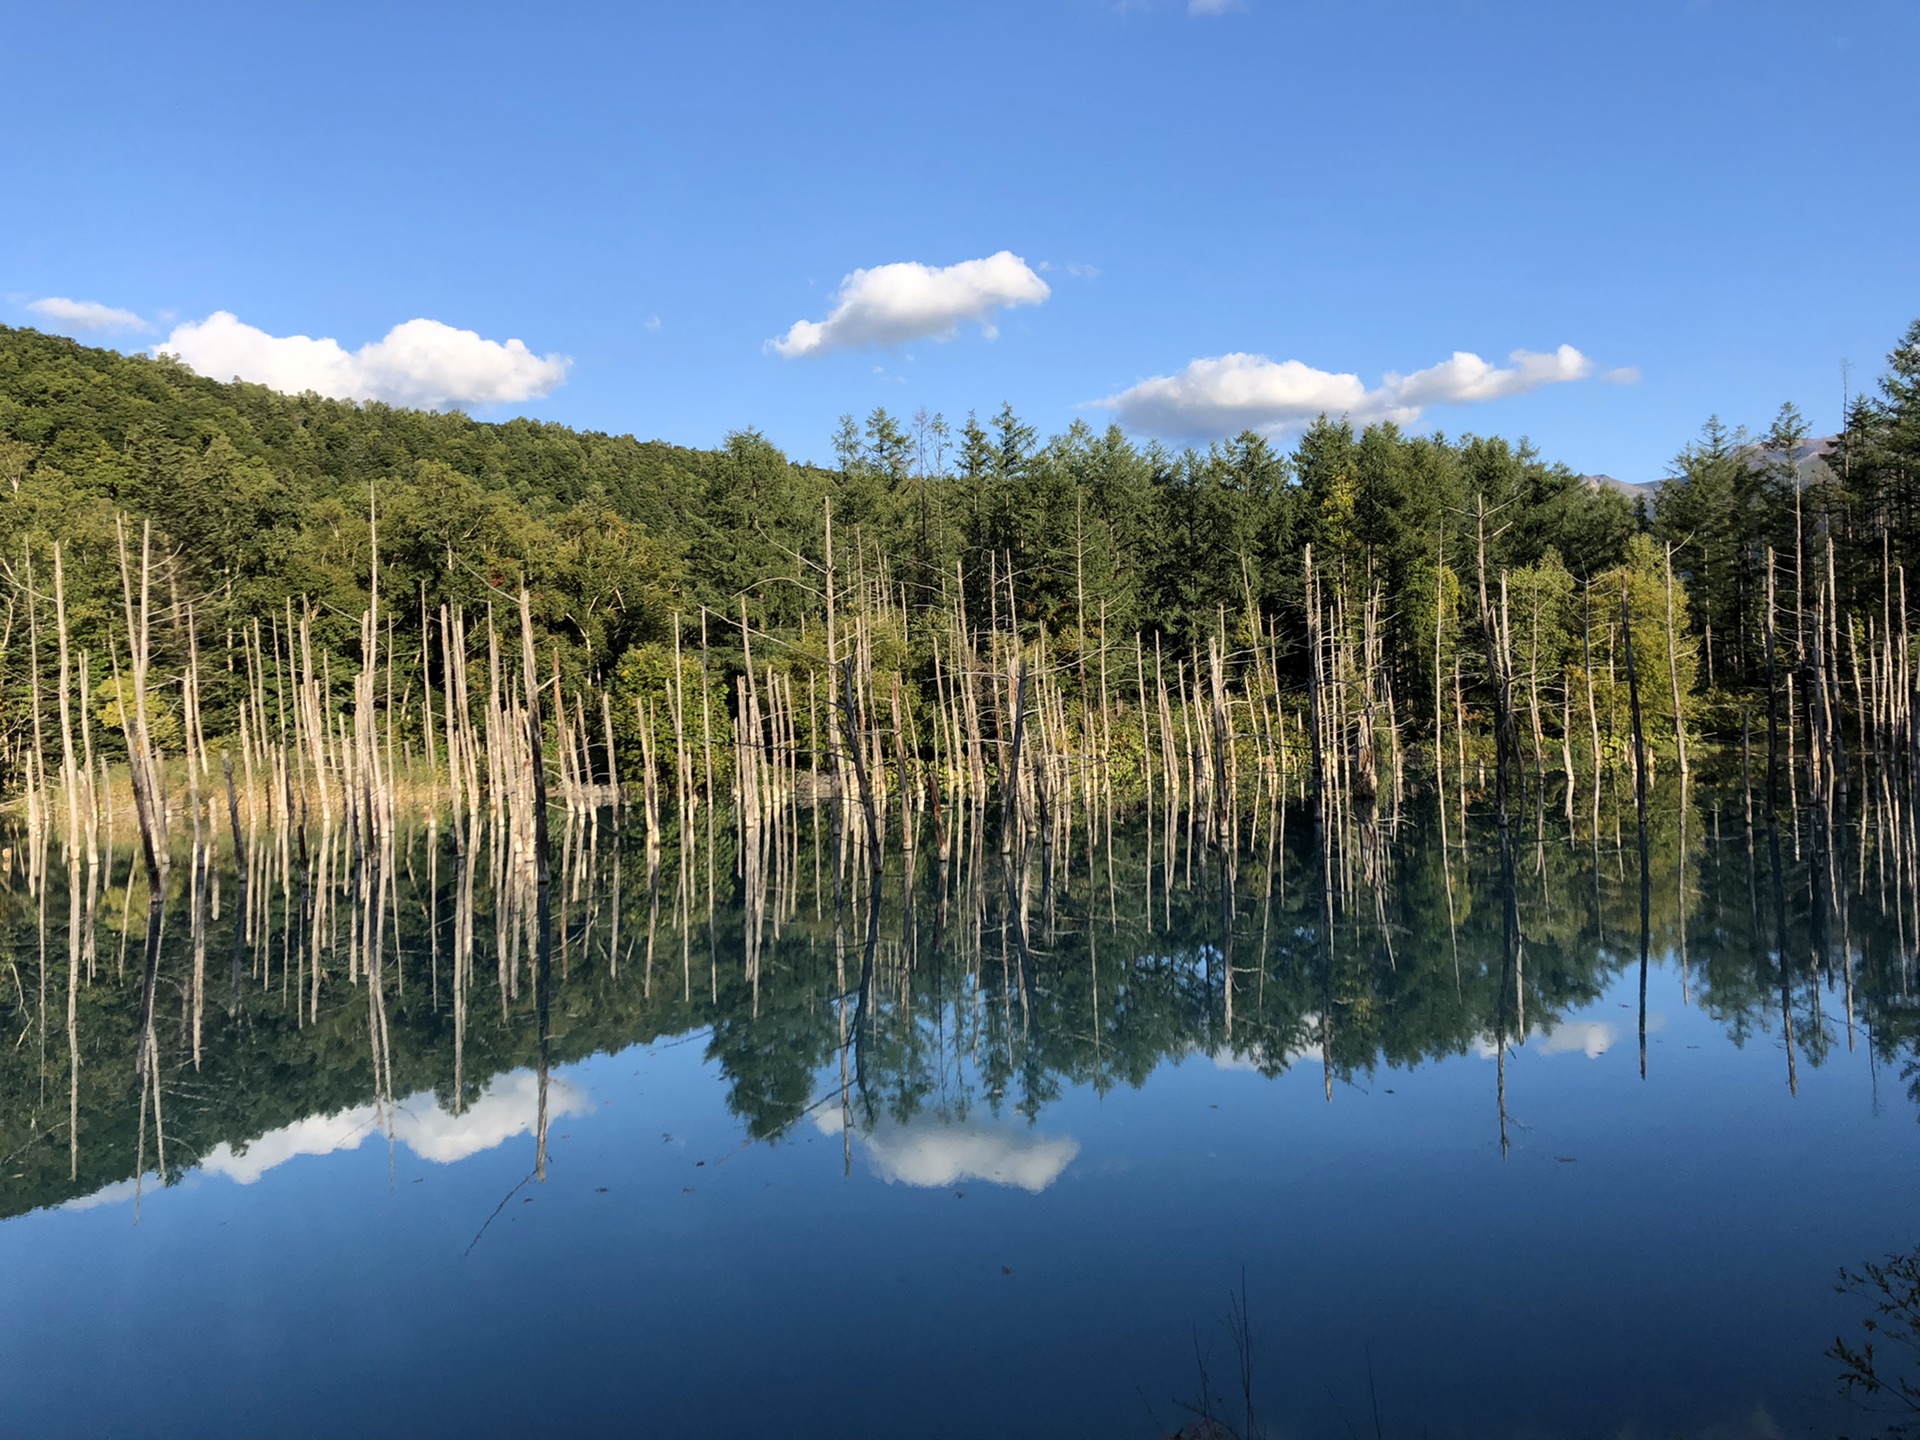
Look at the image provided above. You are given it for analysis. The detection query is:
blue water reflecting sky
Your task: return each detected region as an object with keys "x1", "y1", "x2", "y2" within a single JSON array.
[{"x1": 5, "y1": 951, "x2": 1909, "y2": 1439}]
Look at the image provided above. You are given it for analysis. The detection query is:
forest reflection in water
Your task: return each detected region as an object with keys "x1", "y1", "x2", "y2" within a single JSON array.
[
  {"x1": 2, "y1": 761, "x2": 1915, "y2": 1224},
  {"x1": 4, "y1": 755, "x2": 1920, "y2": 1437}
]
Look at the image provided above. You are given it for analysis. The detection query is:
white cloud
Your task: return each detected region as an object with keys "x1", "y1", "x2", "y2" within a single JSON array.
[
  {"x1": 154, "y1": 311, "x2": 571, "y2": 409},
  {"x1": 197, "y1": 1070, "x2": 590, "y2": 1185},
  {"x1": 28, "y1": 296, "x2": 150, "y2": 334},
  {"x1": 1603, "y1": 366, "x2": 1642, "y2": 385},
  {"x1": 1210, "y1": 1046, "x2": 1268, "y2": 1072},
  {"x1": 1385, "y1": 345, "x2": 1593, "y2": 407},
  {"x1": 1097, "y1": 353, "x2": 1401, "y2": 436},
  {"x1": 1536, "y1": 1020, "x2": 1621, "y2": 1059},
  {"x1": 1474, "y1": 1012, "x2": 1663, "y2": 1060},
  {"x1": 50, "y1": 1070, "x2": 589, "y2": 1214},
  {"x1": 1208, "y1": 1022, "x2": 1324, "y2": 1074},
  {"x1": 1096, "y1": 343, "x2": 1597, "y2": 438},
  {"x1": 398, "y1": 1071, "x2": 591, "y2": 1163},
  {"x1": 59, "y1": 1176, "x2": 147, "y2": 1212},
  {"x1": 814, "y1": 1109, "x2": 1079, "y2": 1193},
  {"x1": 770, "y1": 250, "x2": 1050, "y2": 358}
]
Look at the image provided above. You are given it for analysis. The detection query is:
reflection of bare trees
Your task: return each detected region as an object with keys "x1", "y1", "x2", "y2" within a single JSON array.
[
  {"x1": 1168, "y1": 1272, "x2": 1268, "y2": 1440},
  {"x1": 1832, "y1": 1246, "x2": 1920, "y2": 1434},
  {"x1": 5, "y1": 688, "x2": 1920, "y2": 1216}
]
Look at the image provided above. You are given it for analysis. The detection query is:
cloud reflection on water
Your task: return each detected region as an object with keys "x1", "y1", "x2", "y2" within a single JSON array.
[
  {"x1": 1471, "y1": 1012, "x2": 1665, "y2": 1060},
  {"x1": 59, "y1": 1176, "x2": 144, "y2": 1212},
  {"x1": 1206, "y1": 1011, "x2": 1656, "y2": 1073},
  {"x1": 1535, "y1": 1020, "x2": 1623, "y2": 1058},
  {"x1": 815, "y1": 1109, "x2": 1079, "y2": 1193},
  {"x1": 60, "y1": 1070, "x2": 589, "y2": 1209}
]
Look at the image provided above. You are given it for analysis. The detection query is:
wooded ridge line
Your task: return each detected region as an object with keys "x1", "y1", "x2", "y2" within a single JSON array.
[{"x1": 1, "y1": 319, "x2": 1915, "y2": 835}]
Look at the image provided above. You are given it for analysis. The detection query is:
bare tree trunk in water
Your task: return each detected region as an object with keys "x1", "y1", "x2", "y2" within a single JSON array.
[{"x1": 1621, "y1": 579, "x2": 1652, "y2": 1081}]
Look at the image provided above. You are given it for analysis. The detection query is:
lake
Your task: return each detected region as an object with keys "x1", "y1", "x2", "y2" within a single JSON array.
[{"x1": 2, "y1": 777, "x2": 1915, "y2": 1438}]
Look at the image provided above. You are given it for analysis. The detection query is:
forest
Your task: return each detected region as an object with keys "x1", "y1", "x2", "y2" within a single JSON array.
[
  {"x1": 0, "y1": 316, "x2": 1916, "y2": 834},
  {"x1": 4, "y1": 780, "x2": 1898, "y2": 1221},
  {"x1": 3, "y1": 317, "x2": 1917, "y2": 1322}
]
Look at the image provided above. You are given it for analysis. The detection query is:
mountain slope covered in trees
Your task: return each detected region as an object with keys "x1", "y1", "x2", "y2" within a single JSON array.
[{"x1": 1, "y1": 317, "x2": 1916, "y2": 797}]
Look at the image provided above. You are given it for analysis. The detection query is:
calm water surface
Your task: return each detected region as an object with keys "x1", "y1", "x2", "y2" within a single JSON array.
[{"x1": 2, "y1": 783, "x2": 1916, "y2": 1438}]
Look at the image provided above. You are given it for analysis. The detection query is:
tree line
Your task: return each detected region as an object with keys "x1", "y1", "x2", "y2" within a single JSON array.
[
  {"x1": 5, "y1": 777, "x2": 1901, "y2": 1220},
  {"x1": 0, "y1": 318, "x2": 1915, "y2": 811}
]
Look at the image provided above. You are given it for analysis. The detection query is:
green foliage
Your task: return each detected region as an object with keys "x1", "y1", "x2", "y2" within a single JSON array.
[
  {"x1": 92, "y1": 674, "x2": 183, "y2": 752},
  {"x1": 1588, "y1": 535, "x2": 1699, "y2": 754},
  {"x1": 607, "y1": 639, "x2": 735, "y2": 786},
  {"x1": 1655, "y1": 322, "x2": 1920, "y2": 709},
  {"x1": 8, "y1": 316, "x2": 1919, "y2": 794},
  {"x1": 1, "y1": 772, "x2": 1909, "y2": 1219}
]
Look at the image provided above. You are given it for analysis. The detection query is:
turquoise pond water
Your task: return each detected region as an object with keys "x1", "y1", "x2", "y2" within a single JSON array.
[{"x1": 2, "y1": 786, "x2": 1915, "y2": 1438}]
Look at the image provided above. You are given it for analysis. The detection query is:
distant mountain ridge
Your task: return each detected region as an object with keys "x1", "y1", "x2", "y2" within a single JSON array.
[
  {"x1": 1583, "y1": 472, "x2": 1658, "y2": 499},
  {"x1": 1583, "y1": 435, "x2": 1840, "y2": 500}
]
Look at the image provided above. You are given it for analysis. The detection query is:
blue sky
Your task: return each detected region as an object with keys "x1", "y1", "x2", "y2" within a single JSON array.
[{"x1": 5, "y1": 0, "x2": 1914, "y2": 480}]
